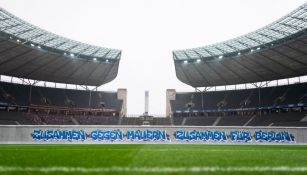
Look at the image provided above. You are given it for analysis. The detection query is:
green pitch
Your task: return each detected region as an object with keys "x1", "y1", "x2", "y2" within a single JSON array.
[{"x1": 0, "y1": 144, "x2": 307, "y2": 175}]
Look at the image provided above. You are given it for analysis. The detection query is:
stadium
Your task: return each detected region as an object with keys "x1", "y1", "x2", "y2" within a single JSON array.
[{"x1": 0, "y1": 0, "x2": 307, "y2": 175}]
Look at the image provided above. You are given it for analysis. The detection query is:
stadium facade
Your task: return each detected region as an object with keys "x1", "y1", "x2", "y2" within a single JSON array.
[
  {"x1": 0, "y1": 3, "x2": 306, "y2": 133},
  {"x1": 1, "y1": 2, "x2": 307, "y2": 174}
]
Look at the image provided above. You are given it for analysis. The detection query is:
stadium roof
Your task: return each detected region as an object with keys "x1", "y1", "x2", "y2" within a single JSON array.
[
  {"x1": 173, "y1": 3, "x2": 307, "y2": 87},
  {"x1": 0, "y1": 7, "x2": 121, "y2": 86}
]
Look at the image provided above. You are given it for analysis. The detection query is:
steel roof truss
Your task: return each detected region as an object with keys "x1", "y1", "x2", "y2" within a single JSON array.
[
  {"x1": 290, "y1": 16, "x2": 307, "y2": 22},
  {"x1": 24, "y1": 33, "x2": 44, "y2": 41},
  {"x1": 236, "y1": 40, "x2": 251, "y2": 48},
  {"x1": 269, "y1": 28, "x2": 291, "y2": 36},
  {"x1": 214, "y1": 46, "x2": 227, "y2": 54},
  {"x1": 245, "y1": 36, "x2": 265, "y2": 45},
  {"x1": 256, "y1": 32, "x2": 278, "y2": 41},
  {"x1": 0, "y1": 24, "x2": 20, "y2": 31},
  {"x1": 201, "y1": 48, "x2": 215, "y2": 56},
  {"x1": 11, "y1": 28, "x2": 33, "y2": 36},
  {"x1": 223, "y1": 43, "x2": 240, "y2": 51},
  {"x1": 279, "y1": 22, "x2": 304, "y2": 30},
  {"x1": 65, "y1": 44, "x2": 79, "y2": 52},
  {"x1": 38, "y1": 37, "x2": 57, "y2": 45}
]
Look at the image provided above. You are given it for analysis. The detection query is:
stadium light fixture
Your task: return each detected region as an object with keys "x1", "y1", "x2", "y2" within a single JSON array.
[
  {"x1": 183, "y1": 60, "x2": 188, "y2": 64},
  {"x1": 106, "y1": 59, "x2": 109, "y2": 63},
  {"x1": 16, "y1": 39, "x2": 20, "y2": 43},
  {"x1": 37, "y1": 45, "x2": 41, "y2": 49},
  {"x1": 218, "y1": 55, "x2": 223, "y2": 59},
  {"x1": 196, "y1": 59, "x2": 201, "y2": 63},
  {"x1": 257, "y1": 47, "x2": 260, "y2": 50},
  {"x1": 64, "y1": 53, "x2": 67, "y2": 56},
  {"x1": 93, "y1": 58, "x2": 97, "y2": 61},
  {"x1": 30, "y1": 43, "x2": 35, "y2": 47},
  {"x1": 251, "y1": 49, "x2": 254, "y2": 52},
  {"x1": 70, "y1": 53, "x2": 74, "y2": 57},
  {"x1": 238, "y1": 52, "x2": 241, "y2": 55}
]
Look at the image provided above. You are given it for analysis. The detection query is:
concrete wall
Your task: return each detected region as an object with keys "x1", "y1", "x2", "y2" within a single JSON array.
[
  {"x1": 166, "y1": 89, "x2": 176, "y2": 117},
  {"x1": 1, "y1": 125, "x2": 307, "y2": 144},
  {"x1": 117, "y1": 89, "x2": 127, "y2": 117}
]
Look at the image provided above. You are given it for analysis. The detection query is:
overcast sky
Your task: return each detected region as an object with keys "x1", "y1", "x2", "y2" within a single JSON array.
[{"x1": 0, "y1": 0, "x2": 306, "y2": 115}]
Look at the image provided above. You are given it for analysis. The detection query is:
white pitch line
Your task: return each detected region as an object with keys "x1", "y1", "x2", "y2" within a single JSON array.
[
  {"x1": 0, "y1": 166, "x2": 307, "y2": 173},
  {"x1": 0, "y1": 148, "x2": 306, "y2": 152}
]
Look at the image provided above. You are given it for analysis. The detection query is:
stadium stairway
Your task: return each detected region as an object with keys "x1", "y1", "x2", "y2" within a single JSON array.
[
  {"x1": 243, "y1": 115, "x2": 257, "y2": 126},
  {"x1": 70, "y1": 116, "x2": 80, "y2": 125},
  {"x1": 181, "y1": 117, "x2": 187, "y2": 125},
  {"x1": 212, "y1": 117, "x2": 222, "y2": 126}
]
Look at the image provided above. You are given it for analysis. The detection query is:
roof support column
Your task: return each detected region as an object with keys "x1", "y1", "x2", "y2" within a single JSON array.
[
  {"x1": 195, "y1": 87, "x2": 212, "y2": 112},
  {"x1": 258, "y1": 87, "x2": 261, "y2": 109},
  {"x1": 251, "y1": 81, "x2": 271, "y2": 115},
  {"x1": 29, "y1": 85, "x2": 32, "y2": 105},
  {"x1": 89, "y1": 90, "x2": 92, "y2": 108},
  {"x1": 195, "y1": 88, "x2": 203, "y2": 111},
  {"x1": 89, "y1": 87, "x2": 98, "y2": 109}
]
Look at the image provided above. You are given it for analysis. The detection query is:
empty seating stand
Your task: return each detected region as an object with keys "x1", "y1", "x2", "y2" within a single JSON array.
[
  {"x1": 217, "y1": 116, "x2": 252, "y2": 126},
  {"x1": 184, "y1": 116, "x2": 218, "y2": 126},
  {"x1": 0, "y1": 81, "x2": 122, "y2": 111},
  {"x1": 172, "y1": 83, "x2": 307, "y2": 112},
  {"x1": 171, "y1": 82, "x2": 307, "y2": 127}
]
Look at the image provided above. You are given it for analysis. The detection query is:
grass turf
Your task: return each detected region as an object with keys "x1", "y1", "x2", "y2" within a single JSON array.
[{"x1": 0, "y1": 144, "x2": 307, "y2": 175}]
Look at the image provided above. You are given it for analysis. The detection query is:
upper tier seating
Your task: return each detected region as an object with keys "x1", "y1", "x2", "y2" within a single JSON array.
[
  {"x1": 0, "y1": 81, "x2": 122, "y2": 110},
  {"x1": 171, "y1": 83, "x2": 307, "y2": 126},
  {"x1": 171, "y1": 83, "x2": 307, "y2": 112}
]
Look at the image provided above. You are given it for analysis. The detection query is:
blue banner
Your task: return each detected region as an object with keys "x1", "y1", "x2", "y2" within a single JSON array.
[{"x1": 31, "y1": 129, "x2": 295, "y2": 143}]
